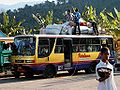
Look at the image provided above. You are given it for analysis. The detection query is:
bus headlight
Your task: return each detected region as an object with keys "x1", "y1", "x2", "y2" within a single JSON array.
[{"x1": 25, "y1": 60, "x2": 35, "y2": 63}]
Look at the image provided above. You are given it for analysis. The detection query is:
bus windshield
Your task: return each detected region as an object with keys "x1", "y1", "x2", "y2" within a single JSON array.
[{"x1": 13, "y1": 37, "x2": 36, "y2": 56}]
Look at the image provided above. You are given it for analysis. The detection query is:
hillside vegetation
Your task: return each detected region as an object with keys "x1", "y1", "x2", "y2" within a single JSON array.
[{"x1": 0, "y1": 0, "x2": 120, "y2": 38}]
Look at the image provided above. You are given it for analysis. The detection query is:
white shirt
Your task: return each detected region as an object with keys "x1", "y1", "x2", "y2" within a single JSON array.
[{"x1": 96, "y1": 60, "x2": 117, "y2": 90}]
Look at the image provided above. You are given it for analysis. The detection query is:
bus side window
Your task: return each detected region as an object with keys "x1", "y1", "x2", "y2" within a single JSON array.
[
  {"x1": 38, "y1": 38, "x2": 49, "y2": 58},
  {"x1": 55, "y1": 46, "x2": 63, "y2": 53},
  {"x1": 92, "y1": 45, "x2": 100, "y2": 51},
  {"x1": 79, "y1": 45, "x2": 86, "y2": 52},
  {"x1": 55, "y1": 38, "x2": 63, "y2": 53},
  {"x1": 38, "y1": 46, "x2": 49, "y2": 57},
  {"x1": 87, "y1": 45, "x2": 92, "y2": 52},
  {"x1": 101, "y1": 39, "x2": 107, "y2": 47},
  {"x1": 72, "y1": 38, "x2": 80, "y2": 52},
  {"x1": 107, "y1": 38, "x2": 114, "y2": 50},
  {"x1": 92, "y1": 38, "x2": 101, "y2": 52},
  {"x1": 86, "y1": 38, "x2": 92, "y2": 52},
  {"x1": 79, "y1": 38, "x2": 86, "y2": 52},
  {"x1": 72, "y1": 45, "x2": 79, "y2": 52},
  {"x1": 41, "y1": 46, "x2": 49, "y2": 54}
]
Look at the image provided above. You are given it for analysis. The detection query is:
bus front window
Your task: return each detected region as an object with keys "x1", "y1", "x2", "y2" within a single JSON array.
[{"x1": 13, "y1": 37, "x2": 36, "y2": 56}]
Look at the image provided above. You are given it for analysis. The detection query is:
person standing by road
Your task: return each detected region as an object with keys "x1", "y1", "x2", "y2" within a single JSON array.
[{"x1": 96, "y1": 47, "x2": 117, "y2": 90}]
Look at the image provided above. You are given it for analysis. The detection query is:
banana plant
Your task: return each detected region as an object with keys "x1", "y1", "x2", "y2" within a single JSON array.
[
  {"x1": 32, "y1": 11, "x2": 53, "y2": 34},
  {"x1": 32, "y1": 11, "x2": 53, "y2": 27},
  {"x1": 0, "y1": 12, "x2": 10, "y2": 35},
  {"x1": 82, "y1": 5, "x2": 97, "y2": 22},
  {"x1": 32, "y1": 13, "x2": 45, "y2": 27},
  {"x1": 44, "y1": 11, "x2": 53, "y2": 26},
  {"x1": 0, "y1": 12, "x2": 25, "y2": 36},
  {"x1": 114, "y1": 7, "x2": 120, "y2": 21},
  {"x1": 8, "y1": 19, "x2": 25, "y2": 36},
  {"x1": 98, "y1": 8, "x2": 120, "y2": 40}
]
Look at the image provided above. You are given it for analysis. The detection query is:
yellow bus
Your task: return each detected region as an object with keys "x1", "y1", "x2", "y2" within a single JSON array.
[{"x1": 11, "y1": 35, "x2": 115, "y2": 78}]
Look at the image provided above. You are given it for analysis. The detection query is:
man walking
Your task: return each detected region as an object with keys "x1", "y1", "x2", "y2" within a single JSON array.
[{"x1": 96, "y1": 47, "x2": 117, "y2": 90}]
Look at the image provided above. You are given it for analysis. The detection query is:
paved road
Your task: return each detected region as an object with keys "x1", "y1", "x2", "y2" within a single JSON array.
[{"x1": 0, "y1": 71, "x2": 120, "y2": 90}]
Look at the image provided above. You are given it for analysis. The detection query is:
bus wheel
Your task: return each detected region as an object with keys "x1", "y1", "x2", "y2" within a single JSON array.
[
  {"x1": 24, "y1": 71, "x2": 33, "y2": 78},
  {"x1": 68, "y1": 69, "x2": 78, "y2": 75},
  {"x1": 43, "y1": 65, "x2": 56, "y2": 78},
  {"x1": 14, "y1": 72, "x2": 20, "y2": 78},
  {"x1": 24, "y1": 68, "x2": 34, "y2": 78}
]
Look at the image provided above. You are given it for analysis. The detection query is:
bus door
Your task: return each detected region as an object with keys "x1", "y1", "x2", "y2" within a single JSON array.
[{"x1": 63, "y1": 38, "x2": 72, "y2": 69}]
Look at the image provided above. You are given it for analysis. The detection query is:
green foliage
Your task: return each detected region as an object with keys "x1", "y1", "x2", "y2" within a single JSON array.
[
  {"x1": 0, "y1": 0, "x2": 120, "y2": 29},
  {"x1": 0, "y1": 0, "x2": 120, "y2": 39},
  {"x1": 0, "y1": 12, "x2": 25, "y2": 36},
  {"x1": 82, "y1": 5, "x2": 97, "y2": 21},
  {"x1": 114, "y1": 8, "x2": 120, "y2": 21},
  {"x1": 32, "y1": 11, "x2": 53, "y2": 27},
  {"x1": 3, "y1": 12, "x2": 9, "y2": 27},
  {"x1": 32, "y1": 11, "x2": 53, "y2": 34},
  {"x1": 81, "y1": 5, "x2": 120, "y2": 40},
  {"x1": 96, "y1": 8, "x2": 120, "y2": 40},
  {"x1": 44, "y1": 11, "x2": 53, "y2": 26}
]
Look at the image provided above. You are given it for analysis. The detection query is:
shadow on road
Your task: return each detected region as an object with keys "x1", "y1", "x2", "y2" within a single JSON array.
[
  {"x1": 0, "y1": 71, "x2": 88, "y2": 84},
  {"x1": 0, "y1": 71, "x2": 120, "y2": 84}
]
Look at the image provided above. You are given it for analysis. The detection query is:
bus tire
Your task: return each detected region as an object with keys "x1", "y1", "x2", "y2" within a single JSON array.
[
  {"x1": 43, "y1": 65, "x2": 56, "y2": 78},
  {"x1": 24, "y1": 71, "x2": 33, "y2": 78},
  {"x1": 24, "y1": 67, "x2": 34, "y2": 78},
  {"x1": 14, "y1": 72, "x2": 20, "y2": 78},
  {"x1": 0, "y1": 66, "x2": 3, "y2": 72}
]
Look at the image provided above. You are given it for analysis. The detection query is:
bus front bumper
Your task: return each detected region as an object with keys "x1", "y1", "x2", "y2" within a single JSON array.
[{"x1": 11, "y1": 65, "x2": 26, "y2": 73}]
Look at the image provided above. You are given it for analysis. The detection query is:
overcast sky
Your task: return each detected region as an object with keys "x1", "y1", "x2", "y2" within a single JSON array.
[{"x1": 0, "y1": 0, "x2": 55, "y2": 5}]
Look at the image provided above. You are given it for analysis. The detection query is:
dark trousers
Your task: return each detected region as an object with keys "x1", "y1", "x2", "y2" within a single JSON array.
[
  {"x1": 92, "y1": 22, "x2": 99, "y2": 35},
  {"x1": 73, "y1": 22, "x2": 81, "y2": 35}
]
